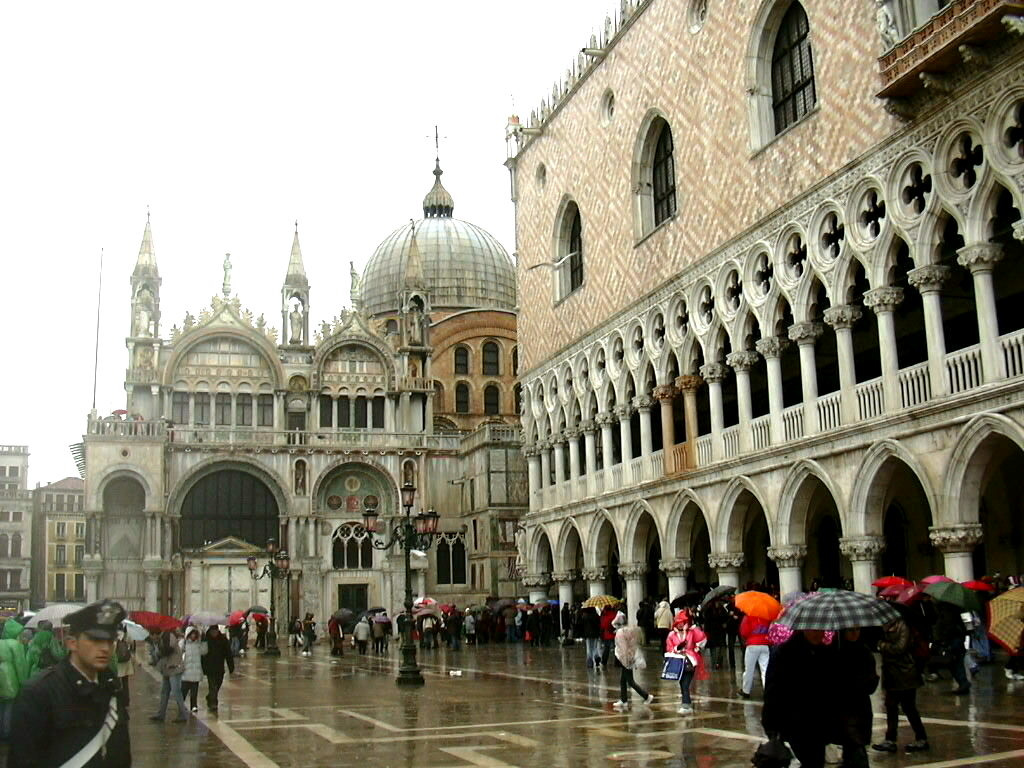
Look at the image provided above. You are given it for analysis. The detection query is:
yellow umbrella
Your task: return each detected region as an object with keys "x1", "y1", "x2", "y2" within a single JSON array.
[
  {"x1": 988, "y1": 588, "x2": 1024, "y2": 653},
  {"x1": 582, "y1": 595, "x2": 622, "y2": 610}
]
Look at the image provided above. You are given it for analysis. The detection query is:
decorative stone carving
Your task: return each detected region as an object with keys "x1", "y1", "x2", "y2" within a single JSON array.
[
  {"x1": 839, "y1": 536, "x2": 885, "y2": 561},
  {"x1": 537, "y1": 440, "x2": 552, "y2": 453},
  {"x1": 618, "y1": 562, "x2": 648, "y2": 580},
  {"x1": 632, "y1": 395, "x2": 655, "y2": 411},
  {"x1": 222, "y1": 253, "x2": 232, "y2": 297},
  {"x1": 613, "y1": 404, "x2": 634, "y2": 421},
  {"x1": 767, "y1": 545, "x2": 807, "y2": 568},
  {"x1": 522, "y1": 444, "x2": 540, "y2": 459},
  {"x1": 551, "y1": 570, "x2": 579, "y2": 583},
  {"x1": 581, "y1": 567, "x2": 608, "y2": 582},
  {"x1": 863, "y1": 286, "x2": 905, "y2": 313},
  {"x1": 755, "y1": 336, "x2": 790, "y2": 359},
  {"x1": 659, "y1": 558, "x2": 691, "y2": 575},
  {"x1": 823, "y1": 304, "x2": 864, "y2": 330},
  {"x1": 579, "y1": 419, "x2": 598, "y2": 434},
  {"x1": 564, "y1": 428, "x2": 581, "y2": 442},
  {"x1": 726, "y1": 350, "x2": 760, "y2": 372},
  {"x1": 652, "y1": 384, "x2": 678, "y2": 402},
  {"x1": 288, "y1": 305, "x2": 304, "y2": 344},
  {"x1": 595, "y1": 411, "x2": 617, "y2": 428},
  {"x1": 522, "y1": 572, "x2": 553, "y2": 588},
  {"x1": 876, "y1": 0, "x2": 900, "y2": 52},
  {"x1": 908, "y1": 264, "x2": 953, "y2": 293},
  {"x1": 788, "y1": 322, "x2": 824, "y2": 345},
  {"x1": 674, "y1": 374, "x2": 703, "y2": 392},
  {"x1": 957, "y1": 243, "x2": 1004, "y2": 273},
  {"x1": 708, "y1": 552, "x2": 745, "y2": 570},
  {"x1": 699, "y1": 362, "x2": 729, "y2": 383},
  {"x1": 929, "y1": 524, "x2": 983, "y2": 553}
]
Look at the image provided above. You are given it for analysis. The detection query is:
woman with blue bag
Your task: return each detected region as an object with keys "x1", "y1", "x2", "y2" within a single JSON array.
[{"x1": 663, "y1": 610, "x2": 708, "y2": 714}]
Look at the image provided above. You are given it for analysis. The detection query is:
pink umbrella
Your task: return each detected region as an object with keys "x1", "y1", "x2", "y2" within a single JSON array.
[{"x1": 921, "y1": 575, "x2": 954, "y2": 585}]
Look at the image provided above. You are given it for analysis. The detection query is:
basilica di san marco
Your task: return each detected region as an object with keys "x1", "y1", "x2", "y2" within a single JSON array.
[{"x1": 6, "y1": 2, "x2": 1024, "y2": 768}]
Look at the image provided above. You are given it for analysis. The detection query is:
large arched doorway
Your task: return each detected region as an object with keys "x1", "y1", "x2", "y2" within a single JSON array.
[
  {"x1": 966, "y1": 434, "x2": 1024, "y2": 577},
  {"x1": 630, "y1": 511, "x2": 666, "y2": 601},
  {"x1": 788, "y1": 474, "x2": 847, "y2": 589},
  {"x1": 723, "y1": 488, "x2": 776, "y2": 588},
  {"x1": 560, "y1": 525, "x2": 586, "y2": 602},
  {"x1": 180, "y1": 469, "x2": 280, "y2": 549},
  {"x1": 594, "y1": 518, "x2": 623, "y2": 598},
  {"x1": 101, "y1": 476, "x2": 148, "y2": 609},
  {"x1": 871, "y1": 459, "x2": 938, "y2": 580},
  {"x1": 671, "y1": 500, "x2": 712, "y2": 596}
]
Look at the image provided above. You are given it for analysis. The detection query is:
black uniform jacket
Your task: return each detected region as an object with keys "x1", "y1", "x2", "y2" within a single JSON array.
[{"x1": 9, "y1": 657, "x2": 131, "y2": 768}]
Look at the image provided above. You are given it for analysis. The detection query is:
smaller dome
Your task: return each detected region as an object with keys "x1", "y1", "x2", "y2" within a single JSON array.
[{"x1": 422, "y1": 159, "x2": 455, "y2": 218}]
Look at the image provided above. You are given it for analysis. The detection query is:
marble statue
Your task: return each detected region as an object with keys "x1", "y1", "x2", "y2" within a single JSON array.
[
  {"x1": 222, "y1": 253, "x2": 232, "y2": 297},
  {"x1": 877, "y1": 0, "x2": 900, "y2": 51},
  {"x1": 289, "y1": 305, "x2": 304, "y2": 344},
  {"x1": 515, "y1": 526, "x2": 526, "y2": 569},
  {"x1": 350, "y1": 262, "x2": 363, "y2": 310}
]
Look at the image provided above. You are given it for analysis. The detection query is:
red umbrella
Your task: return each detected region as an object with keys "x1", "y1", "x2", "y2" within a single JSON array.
[
  {"x1": 872, "y1": 576, "x2": 913, "y2": 588},
  {"x1": 963, "y1": 580, "x2": 997, "y2": 592},
  {"x1": 227, "y1": 610, "x2": 247, "y2": 626},
  {"x1": 129, "y1": 611, "x2": 182, "y2": 633},
  {"x1": 921, "y1": 575, "x2": 954, "y2": 585},
  {"x1": 881, "y1": 583, "x2": 927, "y2": 605}
]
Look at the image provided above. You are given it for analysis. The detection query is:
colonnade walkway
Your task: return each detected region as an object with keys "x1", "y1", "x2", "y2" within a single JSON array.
[{"x1": 52, "y1": 642, "x2": 1024, "y2": 767}]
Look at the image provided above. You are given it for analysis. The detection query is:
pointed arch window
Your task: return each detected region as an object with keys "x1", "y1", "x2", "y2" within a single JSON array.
[
  {"x1": 556, "y1": 202, "x2": 584, "y2": 301},
  {"x1": 484, "y1": 385, "x2": 500, "y2": 415},
  {"x1": 332, "y1": 523, "x2": 373, "y2": 569},
  {"x1": 772, "y1": 2, "x2": 816, "y2": 134},
  {"x1": 436, "y1": 533, "x2": 467, "y2": 585},
  {"x1": 513, "y1": 383, "x2": 522, "y2": 415},
  {"x1": 652, "y1": 124, "x2": 676, "y2": 226},
  {"x1": 454, "y1": 346, "x2": 469, "y2": 375},
  {"x1": 482, "y1": 342, "x2": 500, "y2": 376},
  {"x1": 455, "y1": 383, "x2": 470, "y2": 414}
]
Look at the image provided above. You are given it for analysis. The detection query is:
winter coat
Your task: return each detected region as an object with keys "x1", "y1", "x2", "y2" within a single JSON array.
[
  {"x1": 582, "y1": 608, "x2": 601, "y2": 639},
  {"x1": 654, "y1": 601, "x2": 673, "y2": 630},
  {"x1": 739, "y1": 616, "x2": 772, "y2": 646},
  {"x1": 932, "y1": 603, "x2": 967, "y2": 655},
  {"x1": 156, "y1": 633, "x2": 184, "y2": 677},
  {"x1": 614, "y1": 626, "x2": 645, "y2": 669},
  {"x1": 201, "y1": 630, "x2": 234, "y2": 677},
  {"x1": 181, "y1": 638, "x2": 207, "y2": 683},
  {"x1": 353, "y1": 620, "x2": 371, "y2": 642},
  {"x1": 836, "y1": 635, "x2": 878, "y2": 747},
  {"x1": 0, "y1": 619, "x2": 30, "y2": 700},
  {"x1": 599, "y1": 608, "x2": 617, "y2": 641},
  {"x1": 877, "y1": 618, "x2": 922, "y2": 691},
  {"x1": 665, "y1": 625, "x2": 709, "y2": 680},
  {"x1": 762, "y1": 632, "x2": 841, "y2": 744},
  {"x1": 27, "y1": 629, "x2": 65, "y2": 679},
  {"x1": 464, "y1": 615, "x2": 476, "y2": 635}
]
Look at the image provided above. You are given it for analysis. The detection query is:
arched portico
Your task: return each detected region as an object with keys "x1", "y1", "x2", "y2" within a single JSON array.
[
  {"x1": 622, "y1": 501, "x2": 666, "y2": 621},
  {"x1": 776, "y1": 461, "x2": 846, "y2": 594},
  {"x1": 665, "y1": 491, "x2": 713, "y2": 599},
  {"x1": 586, "y1": 510, "x2": 622, "y2": 598},
  {"x1": 715, "y1": 478, "x2": 775, "y2": 588}
]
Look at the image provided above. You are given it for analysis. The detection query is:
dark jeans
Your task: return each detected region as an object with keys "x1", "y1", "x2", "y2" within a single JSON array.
[
  {"x1": 182, "y1": 681, "x2": 199, "y2": 709},
  {"x1": 600, "y1": 639, "x2": 614, "y2": 666},
  {"x1": 372, "y1": 638, "x2": 385, "y2": 653},
  {"x1": 356, "y1": 640, "x2": 368, "y2": 655},
  {"x1": 619, "y1": 667, "x2": 649, "y2": 702},
  {"x1": 950, "y1": 651, "x2": 970, "y2": 690},
  {"x1": 206, "y1": 673, "x2": 224, "y2": 709},
  {"x1": 678, "y1": 667, "x2": 695, "y2": 705},
  {"x1": 884, "y1": 688, "x2": 927, "y2": 742}
]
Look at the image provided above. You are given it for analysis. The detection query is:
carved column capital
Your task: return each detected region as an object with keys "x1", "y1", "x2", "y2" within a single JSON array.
[
  {"x1": 699, "y1": 362, "x2": 730, "y2": 384},
  {"x1": 674, "y1": 374, "x2": 704, "y2": 393},
  {"x1": 929, "y1": 524, "x2": 983, "y2": 553},
  {"x1": 726, "y1": 350, "x2": 760, "y2": 372},
  {"x1": 839, "y1": 536, "x2": 886, "y2": 562},
  {"x1": 653, "y1": 384, "x2": 679, "y2": 402},
  {"x1": 564, "y1": 428, "x2": 580, "y2": 441},
  {"x1": 907, "y1": 264, "x2": 954, "y2": 294},
  {"x1": 767, "y1": 545, "x2": 807, "y2": 568},
  {"x1": 581, "y1": 567, "x2": 608, "y2": 582},
  {"x1": 613, "y1": 404, "x2": 634, "y2": 421},
  {"x1": 595, "y1": 411, "x2": 616, "y2": 428},
  {"x1": 522, "y1": 572, "x2": 553, "y2": 589},
  {"x1": 788, "y1": 321, "x2": 825, "y2": 345},
  {"x1": 522, "y1": 444, "x2": 540, "y2": 459},
  {"x1": 659, "y1": 558, "x2": 692, "y2": 576},
  {"x1": 632, "y1": 395, "x2": 655, "y2": 411},
  {"x1": 551, "y1": 569, "x2": 579, "y2": 583},
  {"x1": 863, "y1": 286, "x2": 905, "y2": 314},
  {"x1": 755, "y1": 336, "x2": 790, "y2": 359},
  {"x1": 552, "y1": 431, "x2": 568, "y2": 445},
  {"x1": 1013, "y1": 220, "x2": 1024, "y2": 242},
  {"x1": 957, "y1": 243, "x2": 1004, "y2": 273},
  {"x1": 823, "y1": 304, "x2": 864, "y2": 330},
  {"x1": 618, "y1": 562, "x2": 649, "y2": 580},
  {"x1": 708, "y1": 552, "x2": 745, "y2": 571},
  {"x1": 536, "y1": 440, "x2": 552, "y2": 453}
]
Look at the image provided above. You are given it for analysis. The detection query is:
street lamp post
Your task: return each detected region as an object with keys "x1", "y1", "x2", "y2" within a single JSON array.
[
  {"x1": 362, "y1": 482, "x2": 439, "y2": 687},
  {"x1": 247, "y1": 538, "x2": 291, "y2": 657}
]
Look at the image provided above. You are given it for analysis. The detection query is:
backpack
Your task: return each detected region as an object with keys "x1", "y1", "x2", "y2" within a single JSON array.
[{"x1": 116, "y1": 638, "x2": 132, "y2": 663}]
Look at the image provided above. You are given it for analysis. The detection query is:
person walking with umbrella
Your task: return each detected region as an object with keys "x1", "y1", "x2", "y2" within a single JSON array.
[
  {"x1": 611, "y1": 611, "x2": 654, "y2": 710},
  {"x1": 872, "y1": 612, "x2": 930, "y2": 754},
  {"x1": 928, "y1": 601, "x2": 971, "y2": 694},
  {"x1": 301, "y1": 613, "x2": 317, "y2": 657},
  {"x1": 202, "y1": 626, "x2": 233, "y2": 712},
  {"x1": 582, "y1": 607, "x2": 602, "y2": 669},
  {"x1": 665, "y1": 610, "x2": 707, "y2": 715}
]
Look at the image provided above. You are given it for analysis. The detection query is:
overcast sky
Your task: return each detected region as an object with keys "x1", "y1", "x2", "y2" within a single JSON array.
[{"x1": 1, "y1": 1, "x2": 614, "y2": 486}]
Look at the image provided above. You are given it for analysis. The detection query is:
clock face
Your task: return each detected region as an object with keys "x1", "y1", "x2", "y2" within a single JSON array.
[{"x1": 326, "y1": 495, "x2": 343, "y2": 510}]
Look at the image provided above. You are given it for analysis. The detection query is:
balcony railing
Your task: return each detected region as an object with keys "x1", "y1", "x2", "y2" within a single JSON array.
[
  {"x1": 878, "y1": 0, "x2": 1024, "y2": 98},
  {"x1": 88, "y1": 418, "x2": 165, "y2": 439},
  {"x1": 946, "y1": 344, "x2": 983, "y2": 394},
  {"x1": 856, "y1": 378, "x2": 885, "y2": 421},
  {"x1": 816, "y1": 392, "x2": 843, "y2": 433},
  {"x1": 722, "y1": 426, "x2": 740, "y2": 459},
  {"x1": 171, "y1": 427, "x2": 462, "y2": 452},
  {"x1": 751, "y1": 415, "x2": 772, "y2": 451},
  {"x1": 782, "y1": 405, "x2": 804, "y2": 442},
  {"x1": 899, "y1": 362, "x2": 932, "y2": 408}
]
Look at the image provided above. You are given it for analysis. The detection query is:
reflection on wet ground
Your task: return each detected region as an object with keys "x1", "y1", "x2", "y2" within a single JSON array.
[{"x1": 42, "y1": 643, "x2": 1024, "y2": 766}]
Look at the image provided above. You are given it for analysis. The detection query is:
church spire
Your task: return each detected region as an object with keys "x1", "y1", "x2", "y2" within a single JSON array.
[
  {"x1": 284, "y1": 220, "x2": 308, "y2": 288},
  {"x1": 282, "y1": 221, "x2": 310, "y2": 346},
  {"x1": 422, "y1": 159, "x2": 455, "y2": 218},
  {"x1": 133, "y1": 211, "x2": 159, "y2": 278}
]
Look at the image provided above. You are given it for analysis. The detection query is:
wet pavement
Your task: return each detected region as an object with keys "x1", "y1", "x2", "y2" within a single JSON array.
[{"x1": 26, "y1": 642, "x2": 1024, "y2": 767}]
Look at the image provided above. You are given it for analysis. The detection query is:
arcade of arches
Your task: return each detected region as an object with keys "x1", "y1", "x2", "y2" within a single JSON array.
[{"x1": 523, "y1": 418, "x2": 1024, "y2": 611}]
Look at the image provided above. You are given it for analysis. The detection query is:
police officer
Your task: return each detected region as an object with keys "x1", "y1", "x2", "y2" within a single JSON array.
[{"x1": 9, "y1": 599, "x2": 131, "y2": 768}]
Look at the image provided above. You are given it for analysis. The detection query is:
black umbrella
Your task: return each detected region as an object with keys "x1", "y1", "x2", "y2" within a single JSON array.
[
  {"x1": 700, "y1": 585, "x2": 736, "y2": 607},
  {"x1": 671, "y1": 591, "x2": 702, "y2": 610},
  {"x1": 331, "y1": 608, "x2": 354, "y2": 623}
]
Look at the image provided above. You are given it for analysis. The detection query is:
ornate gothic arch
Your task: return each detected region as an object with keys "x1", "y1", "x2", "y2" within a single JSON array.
[
  {"x1": 166, "y1": 456, "x2": 289, "y2": 525},
  {"x1": 528, "y1": 524, "x2": 556, "y2": 574},
  {"x1": 941, "y1": 413, "x2": 1024, "y2": 526},
  {"x1": 554, "y1": 516, "x2": 585, "y2": 573},
  {"x1": 312, "y1": 336, "x2": 397, "y2": 384},
  {"x1": 849, "y1": 439, "x2": 938, "y2": 537},
  {"x1": 665, "y1": 489, "x2": 712, "y2": 560},
  {"x1": 162, "y1": 326, "x2": 287, "y2": 390},
  {"x1": 776, "y1": 459, "x2": 846, "y2": 545},
  {"x1": 621, "y1": 499, "x2": 665, "y2": 563},
  {"x1": 309, "y1": 457, "x2": 399, "y2": 516},
  {"x1": 91, "y1": 466, "x2": 154, "y2": 513},
  {"x1": 716, "y1": 475, "x2": 772, "y2": 553},
  {"x1": 585, "y1": 508, "x2": 621, "y2": 569}
]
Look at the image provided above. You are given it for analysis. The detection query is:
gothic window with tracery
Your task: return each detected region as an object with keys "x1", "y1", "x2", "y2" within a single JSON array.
[
  {"x1": 652, "y1": 123, "x2": 676, "y2": 225},
  {"x1": 436, "y1": 533, "x2": 467, "y2": 585},
  {"x1": 332, "y1": 523, "x2": 373, "y2": 569},
  {"x1": 772, "y1": 2, "x2": 816, "y2": 134}
]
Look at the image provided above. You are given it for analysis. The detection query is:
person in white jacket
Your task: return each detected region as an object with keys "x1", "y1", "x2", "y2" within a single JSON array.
[
  {"x1": 179, "y1": 627, "x2": 207, "y2": 713},
  {"x1": 654, "y1": 599, "x2": 673, "y2": 649},
  {"x1": 611, "y1": 611, "x2": 655, "y2": 711}
]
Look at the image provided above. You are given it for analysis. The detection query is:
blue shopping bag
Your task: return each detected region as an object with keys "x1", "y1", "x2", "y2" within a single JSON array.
[{"x1": 661, "y1": 653, "x2": 687, "y2": 681}]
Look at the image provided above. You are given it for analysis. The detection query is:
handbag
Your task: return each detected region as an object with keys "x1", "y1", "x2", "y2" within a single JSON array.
[
  {"x1": 634, "y1": 647, "x2": 647, "y2": 671},
  {"x1": 661, "y1": 652, "x2": 688, "y2": 680},
  {"x1": 751, "y1": 735, "x2": 793, "y2": 768}
]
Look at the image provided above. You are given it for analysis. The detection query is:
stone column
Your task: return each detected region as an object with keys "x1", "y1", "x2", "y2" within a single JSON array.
[
  {"x1": 908, "y1": 265, "x2": 952, "y2": 398},
  {"x1": 957, "y1": 243, "x2": 1005, "y2": 382},
  {"x1": 788, "y1": 322, "x2": 824, "y2": 435},
  {"x1": 581, "y1": 567, "x2": 608, "y2": 598},
  {"x1": 566, "y1": 428, "x2": 581, "y2": 482},
  {"x1": 767, "y1": 545, "x2": 807, "y2": 597},
  {"x1": 633, "y1": 396, "x2": 655, "y2": 457},
  {"x1": 700, "y1": 362, "x2": 729, "y2": 460},
  {"x1": 82, "y1": 556, "x2": 103, "y2": 602},
  {"x1": 287, "y1": 517, "x2": 298, "y2": 554},
  {"x1": 929, "y1": 524, "x2": 983, "y2": 582},
  {"x1": 755, "y1": 337, "x2": 788, "y2": 445},
  {"x1": 615, "y1": 404, "x2": 634, "y2": 463},
  {"x1": 539, "y1": 440, "x2": 552, "y2": 489},
  {"x1": 144, "y1": 565, "x2": 161, "y2": 611},
  {"x1": 839, "y1": 536, "x2": 886, "y2": 594},
  {"x1": 726, "y1": 351, "x2": 759, "y2": 453},
  {"x1": 708, "y1": 552, "x2": 744, "y2": 588},
  {"x1": 307, "y1": 516, "x2": 316, "y2": 558},
  {"x1": 823, "y1": 305, "x2": 863, "y2": 425},
  {"x1": 660, "y1": 558, "x2": 691, "y2": 601},
  {"x1": 552, "y1": 434, "x2": 567, "y2": 486},
  {"x1": 552, "y1": 571, "x2": 578, "y2": 630},
  {"x1": 863, "y1": 287, "x2": 904, "y2": 413},
  {"x1": 597, "y1": 412, "x2": 616, "y2": 472},
  {"x1": 619, "y1": 563, "x2": 648, "y2": 625},
  {"x1": 522, "y1": 573, "x2": 552, "y2": 605},
  {"x1": 675, "y1": 374, "x2": 703, "y2": 469},
  {"x1": 524, "y1": 445, "x2": 541, "y2": 502},
  {"x1": 581, "y1": 420, "x2": 598, "y2": 477},
  {"x1": 653, "y1": 384, "x2": 678, "y2": 449}
]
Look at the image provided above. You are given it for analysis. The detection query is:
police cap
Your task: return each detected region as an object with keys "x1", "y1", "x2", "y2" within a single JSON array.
[{"x1": 65, "y1": 599, "x2": 127, "y2": 640}]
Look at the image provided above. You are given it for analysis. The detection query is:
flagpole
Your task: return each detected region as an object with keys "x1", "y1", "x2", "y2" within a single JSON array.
[{"x1": 91, "y1": 248, "x2": 103, "y2": 413}]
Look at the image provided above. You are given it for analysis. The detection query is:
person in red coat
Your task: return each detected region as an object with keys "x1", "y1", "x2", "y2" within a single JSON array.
[
  {"x1": 665, "y1": 610, "x2": 707, "y2": 715},
  {"x1": 599, "y1": 606, "x2": 617, "y2": 666},
  {"x1": 739, "y1": 614, "x2": 772, "y2": 698}
]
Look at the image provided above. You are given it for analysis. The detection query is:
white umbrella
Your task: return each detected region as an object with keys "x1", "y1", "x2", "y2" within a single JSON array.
[
  {"x1": 121, "y1": 619, "x2": 150, "y2": 641},
  {"x1": 25, "y1": 602, "x2": 85, "y2": 628}
]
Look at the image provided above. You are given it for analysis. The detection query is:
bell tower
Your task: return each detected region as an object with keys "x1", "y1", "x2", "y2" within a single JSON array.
[
  {"x1": 282, "y1": 221, "x2": 310, "y2": 347},
  {"x1": 126, "y1": 213, "x2": 162, "y2": 416}
]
